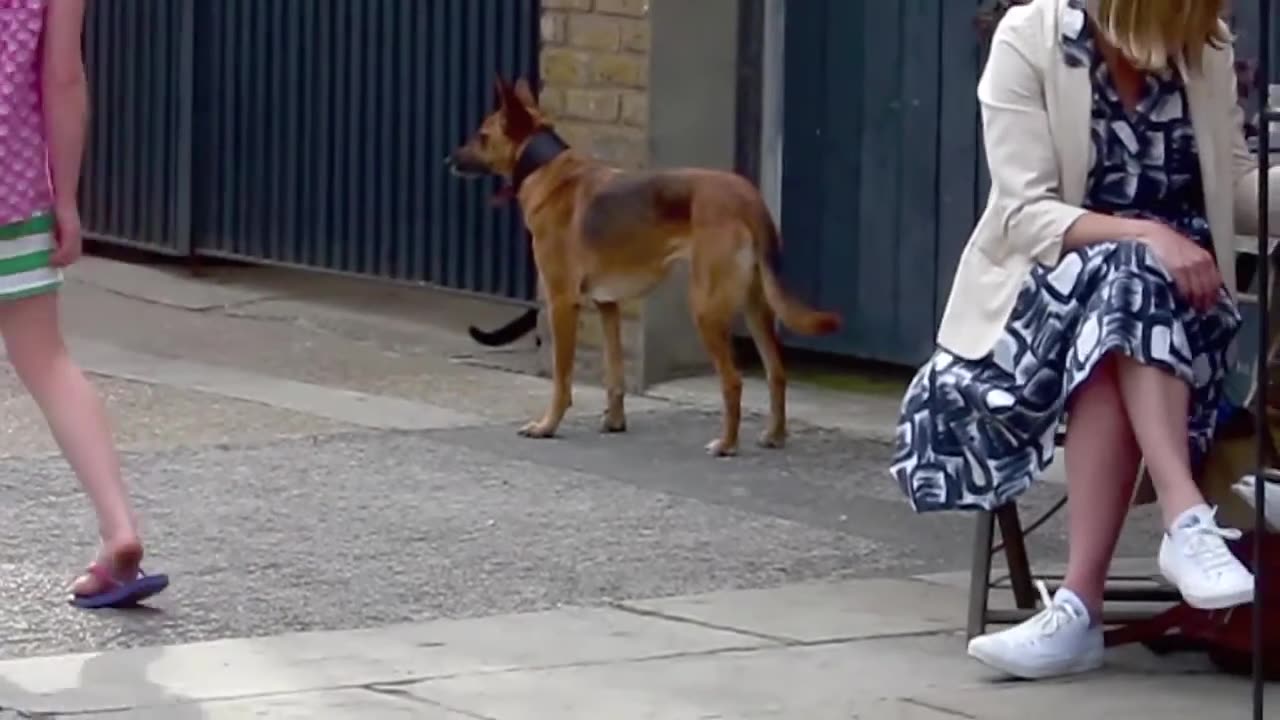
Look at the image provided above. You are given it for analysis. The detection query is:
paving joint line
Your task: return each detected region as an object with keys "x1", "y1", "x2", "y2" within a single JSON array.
[
  {"x1": 374, "y1": 643, "x2": 779, "y2": 690},
  {"x1": 609, "y1": 601, "x2": 963, "y2": 649},
  {"x1": 364, "y1": 685, "x2": 499, "y2": 720},
  {"x1": 68, "y1": 277, "x2": 287, "y2": 315},
  {"x1": 607, "y1": 601, "x2": 797, "y2": 645},
  {"x1": 898, "y1": 697, "x2": 979, "y2": 719},
  {"x1": 790, "y1": 627, "x2": 964, "y2": 648}
]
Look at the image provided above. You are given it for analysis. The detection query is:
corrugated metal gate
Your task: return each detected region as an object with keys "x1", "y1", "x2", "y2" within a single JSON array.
[
  {"x1": 778, "y1": 0, "x2": 984, "y2": 365},
  {"x1": 82, "y1": 0, "x2": 194, "y2": 255},
  {"x1": 81, "y1": 0, "x2": 540, "y2": 302}
]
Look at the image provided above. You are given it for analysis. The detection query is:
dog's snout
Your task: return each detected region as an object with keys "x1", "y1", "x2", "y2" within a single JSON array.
[{"x1": 445, "y1": 148, "x2": 490, "y2": 178}]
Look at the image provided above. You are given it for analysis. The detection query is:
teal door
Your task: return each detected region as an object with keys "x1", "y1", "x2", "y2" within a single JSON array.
[{"x1": 778, "y1": 1, "x2": 986, "y2": 365}]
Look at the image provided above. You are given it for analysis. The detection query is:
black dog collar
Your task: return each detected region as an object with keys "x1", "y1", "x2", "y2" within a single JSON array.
[{"x1": 511, "y1": 130, "x2": 570, "y2": 193}]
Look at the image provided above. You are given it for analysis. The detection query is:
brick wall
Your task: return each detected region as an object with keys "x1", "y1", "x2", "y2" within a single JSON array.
[
  {"x1": 539, "y1": 0, "x2": 650, "y2": 170},
  {"x1": 537, "y1": 0, "x2": 652, "y2": 389}
]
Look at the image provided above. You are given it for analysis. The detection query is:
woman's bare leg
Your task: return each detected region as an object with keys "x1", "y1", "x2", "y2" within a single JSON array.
[
  {"x1": 965, "y1": 360, "x2": 1128, "y2": 678},
  {"x1": 1112, "y1": 354, "x2": 1252, "y2": 609},
  {"x1": 1111, "y1": 355, "x2": 1203, "y2": 526},
  {"x1": 0, "y1": 292, "x2": 141, "y2": 588},
  {"x1": 1060, "y1": 354, "x2": 1143, "y2": 618}
]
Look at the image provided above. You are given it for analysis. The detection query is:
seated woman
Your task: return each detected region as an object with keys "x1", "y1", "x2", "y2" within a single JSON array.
[{"x1": 890, "y1": 0, "x2": 1277, "y2": 680}]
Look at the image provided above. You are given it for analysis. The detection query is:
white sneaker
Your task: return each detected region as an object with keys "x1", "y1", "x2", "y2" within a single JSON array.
[
  {"x1": 967, "y1": 582, "x2": 1104, "y2": 679},
  {"x1": 1232, "y1": 475, "x2": 1280, "y2": 531},
  {"x1": 1158, "y1": 505, "x2": 1254, "y2": 610}
]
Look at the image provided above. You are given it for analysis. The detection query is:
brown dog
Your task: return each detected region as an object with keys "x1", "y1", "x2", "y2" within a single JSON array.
[{"x1": 448, "y1": 77, "x2": 841, "y2": 456}]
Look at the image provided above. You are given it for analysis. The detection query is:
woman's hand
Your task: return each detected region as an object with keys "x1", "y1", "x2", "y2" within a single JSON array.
[
  {"x1": 50, "y1": 205, "x2": 83, "y2": 267},
  {"x1": 1135, "y1": 220, "x2": 1221, "y2": 312}
]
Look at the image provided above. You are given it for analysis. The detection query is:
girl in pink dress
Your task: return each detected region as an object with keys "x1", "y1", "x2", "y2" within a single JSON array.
[{"x1": 1, "y1": 0, "x2": 167, "y2": 607}]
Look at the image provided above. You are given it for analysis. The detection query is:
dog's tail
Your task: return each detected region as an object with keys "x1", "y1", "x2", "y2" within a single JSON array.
[{"x1": 751, "y1": 208, "x2": 842, "y2": 336}]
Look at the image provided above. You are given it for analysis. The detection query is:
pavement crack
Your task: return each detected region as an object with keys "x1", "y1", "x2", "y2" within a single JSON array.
[
  {"x1": 607, "y1": 602, "x2": 797, "y2": 645},
  {"x1": 792, "y1": 627, "x2": 963, "y2": 648},
  {"x1": 5, "y1": 702, "x2": 59, "y2": 719},
  {"x1": 608, "y1": 603, "x2": 961, "y2": 649},
  {"x1": 70, "y1": 277, "x2": 287, "y2": 315},
  {"x1": 898, "y1": 697, "x2": 978, "y2": 718},
  {"x1": 372, "y1": 644, "x2": 776, "y2": 689},
  {"x1": 363, "y1": 686, "x2": 499, "y2": 720}
]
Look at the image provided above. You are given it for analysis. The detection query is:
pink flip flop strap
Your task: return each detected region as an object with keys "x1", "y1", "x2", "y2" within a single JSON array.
[{"x1": 85, "y1": 562, "x2": 134, "y2": 589}]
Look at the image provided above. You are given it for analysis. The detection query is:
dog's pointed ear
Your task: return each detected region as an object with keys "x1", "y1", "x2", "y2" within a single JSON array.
[
  {"x1": 493, "y1": 74, "x2": 511, "y2": 109},
  {"x1": 499, "y1": 80, "x2": 535, "y2": 139},
  {"x1": 503, "y1": 96, "x2": 535, "y2": 139},
  {"x1": 512, "y1": 78, "x2": 538, "y2": 108}
]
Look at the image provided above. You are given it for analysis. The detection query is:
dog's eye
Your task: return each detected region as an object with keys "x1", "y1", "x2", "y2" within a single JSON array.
[{"x1": 477, "y1": 132, "x2": 489, "y2": 146}]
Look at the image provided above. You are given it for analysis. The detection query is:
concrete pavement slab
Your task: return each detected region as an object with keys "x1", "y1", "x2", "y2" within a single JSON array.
[
  {"x1": 908, "y1": 671, "x2": 1273, "y2": 720},
  {"x1": 73, "y1": 689, "x2": 447, "y2": 720},
  {"x1": 397, "y1": 633, "x2": 985, "y2": 720},
  {"x1": 69, "y1": 340, "x2": 486, "y2": 431},
  {"x1": 0, "y1": 608, "x2": 764, "y2": 715},
  {"x1": 619, "y1": 577, "x2": 965, "y2": 643},
  {"x1": 67, "y1": 257, "x2": 279, "y2": 312},
  {"x1": 394, "y1": 626, "x2": 1254, "y2": 720}
]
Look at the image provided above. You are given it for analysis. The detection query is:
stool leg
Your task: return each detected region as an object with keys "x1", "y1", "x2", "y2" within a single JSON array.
[
  {"x1": 996, "y1": 504, "x2": 1037, "y2": 610},
  {"x1": 967, "y1": 510, "x2": 996, "y2": 640}
]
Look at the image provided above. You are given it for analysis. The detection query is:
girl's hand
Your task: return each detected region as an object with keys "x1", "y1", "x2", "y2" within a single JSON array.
[
  {"x1": 1136, "y1": 220, "x2": 1221, "y2": 312},
  {"x1": 50, "y1": 205, "x2": 82, "y2": 267}
]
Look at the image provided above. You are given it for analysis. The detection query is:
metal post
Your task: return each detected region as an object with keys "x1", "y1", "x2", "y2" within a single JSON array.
[{"x1": 1253, "y1": 0, "x2": 1272, "y2": 715}]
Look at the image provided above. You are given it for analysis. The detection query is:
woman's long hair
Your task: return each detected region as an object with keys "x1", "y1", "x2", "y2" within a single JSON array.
[
  {"x1": 1092, "y1": 0, "x2": 1230, "y2": 71},
  {"x1": 973, "y1": 0, "x2": 1253, "y2": 108}
]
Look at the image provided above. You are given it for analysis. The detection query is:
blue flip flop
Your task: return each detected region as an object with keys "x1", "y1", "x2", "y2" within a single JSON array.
[{"x1": 70, "y1": 563, "x2": 170, "y2": 609}]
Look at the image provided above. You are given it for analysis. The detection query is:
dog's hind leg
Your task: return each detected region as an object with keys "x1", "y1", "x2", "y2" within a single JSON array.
[
  {"x1": 597, "y1": 301, "x2": 628, "y2": 433},
  {"x1": 690, "y1": 293, "x2": 743, "y2": 457},
  {"x1": 745, "y1": 289, "x2": 786, "y2": 448}
]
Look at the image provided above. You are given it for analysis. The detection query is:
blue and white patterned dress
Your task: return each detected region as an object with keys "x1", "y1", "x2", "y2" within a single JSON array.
[{"x1": 889, "y1": 6, "x2": 1241, "y2": 513}]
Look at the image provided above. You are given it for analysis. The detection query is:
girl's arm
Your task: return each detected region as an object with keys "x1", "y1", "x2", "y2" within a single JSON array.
[{"x1": 41, "y1": 0, "x2": 89, "y2": 265}]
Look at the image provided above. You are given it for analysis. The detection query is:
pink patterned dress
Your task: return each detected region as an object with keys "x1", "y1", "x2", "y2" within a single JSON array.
[{"x1": 0, "y1": 0, "x2": 61, "y2": 299}]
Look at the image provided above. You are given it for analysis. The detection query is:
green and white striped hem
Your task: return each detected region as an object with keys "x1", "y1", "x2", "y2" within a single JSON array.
[{"x1": 0, "y1": 213, "x2": 61, "y2": 301}]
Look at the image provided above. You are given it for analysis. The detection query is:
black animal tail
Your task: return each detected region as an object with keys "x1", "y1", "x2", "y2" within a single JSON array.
[{"x1": 468, "y1": 308, "x2": 539, "y2": 347}]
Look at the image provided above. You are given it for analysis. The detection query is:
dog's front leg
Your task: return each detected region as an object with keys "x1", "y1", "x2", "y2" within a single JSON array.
[{"x1": 519, "y1": 296, "x2": 578, "y2": 438}]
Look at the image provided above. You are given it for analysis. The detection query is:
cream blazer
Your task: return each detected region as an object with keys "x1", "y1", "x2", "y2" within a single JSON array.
[{"x1": 937, "y1": 0, "x2": 1280, "y2": 360}]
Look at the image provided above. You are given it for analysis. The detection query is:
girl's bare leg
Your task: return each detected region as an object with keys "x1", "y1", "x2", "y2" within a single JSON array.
[{"x1": 0, "y1": 292, "x2": 141, "y2": 591}]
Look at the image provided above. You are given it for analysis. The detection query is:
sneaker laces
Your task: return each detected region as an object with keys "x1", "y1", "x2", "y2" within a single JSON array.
[
  {"x1": 1029, "y1": 580, "x2": 1080, "y2": 638},
  {"x1": 1181, "y1": 508, "x2": 1244, "y2": 576}
]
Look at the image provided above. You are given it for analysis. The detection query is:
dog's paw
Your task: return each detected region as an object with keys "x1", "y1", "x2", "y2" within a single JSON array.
[
  {"x1": 518, "y1": 420, "x2": 557, "y2": 439},
  {"x1": 705, "y1": 438, "x2": 738, "y2": 457},
  {"x1": 600, "y1": 413, "x2": 627, "y2": 434},
  {"x1": 757, "y1": 430, "x2": 787, "y2": 449}
]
